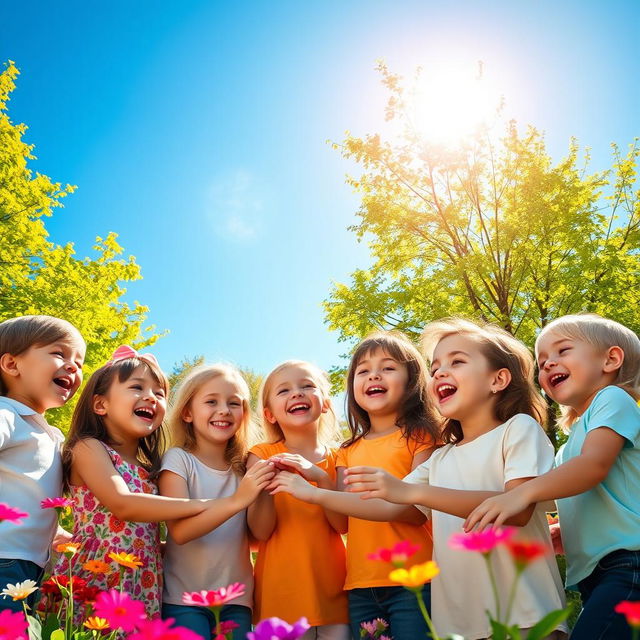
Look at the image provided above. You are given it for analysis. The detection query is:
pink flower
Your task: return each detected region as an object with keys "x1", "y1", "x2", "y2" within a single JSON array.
[
  {"x1": 0, "y1": 609, "x2": 28, "y2": 640},
  {"x1": 367, "y1": 541, "x2": 421, "y2": 567},
  {"x1": 127, "y1": 618, "x2": 203, "y2": 640},
  {"x1": 94, "y1": 589, "x2": 146, "y2": 632},
  {"x1": 40, "y1": 497, "x2": 74, "y2": 510},
  {"x1": 182, "y1": 583, "x2": 245, "y2": 608},
  {"x1": 616, "y1": 601, "x2": 640, "y2": 628},
  {"x1": 219, "y1": 620, "x2": 239, "y2": 634},
  {"x1": 449, "y1": 527, "x2": 516, "y2": 555},
  {"x1": 0, "y1": 503, "x2": 28, "y2": 524}
]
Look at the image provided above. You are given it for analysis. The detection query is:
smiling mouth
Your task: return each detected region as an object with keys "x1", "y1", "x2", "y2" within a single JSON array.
[
  {"x1": 210, "y1": 421, "x2": 233, "y2": 428},
  {"x1": 53, "y1": 377, "x2": 72, "y2": 391},
  {"x1": 288, "y1": 403, "x2": 310, "y2": 414},
  {"x1": 134, "y1": 407, "x2": 155, "y2": 421},
  {"x1": 549, "y1": 373, "x2": 569, "y2": 387},
  {"x1": 365, "y1": 386, "x2": 387, "y2": 397},
  {"x1": 437, "y1": 384, "x2": 457, "y2": 401}
]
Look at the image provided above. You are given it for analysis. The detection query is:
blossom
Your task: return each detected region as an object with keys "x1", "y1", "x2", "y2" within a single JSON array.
[
  {"x1": 127, "y1": 618, "x2": 203, "y2": 640},
  {"x1": 360, "y1": 618, "x2": 389, "y2": 637},
  {"x1": 83, "y1": 559, "x2": 112, "y2": 574},
  {"x1": 83, "y1": 617, "x2": 110, "y2": 631},
  {"x1": 616, "y1": 601, "x2": 640, "y2": 628},
  {"x1": 40, "y1": 575, "x2": 87, "y2": 598},
  {"x1": 0, "y1": 503, "x2": 28, "y2": 524},
  {"x1": 367, "y1": 541, "x2": 421, "y2": 567},
  {"x1": 389, "y1": 560, "x2": 440, "y2": 588},
  {"x1": 56, "y1": 542, "x2": 81, "y2": 556},
  {"x1": 108, "y1": 551, "x2": 144, "y2": 570},
  {"x1": 40, "y1": 497, "x2": 74, "y2": 510},
  {"x1": 93, "y1": 589, "x2": 146, "y2": 632},
  {"x1": 0, "y1": 608, "x2": 28, "y2": 640},
  {"x1": 219, "y1": 620, "x2": 239, "y2": 634},
  {"x1": 182, "y1": 583, "x2": 245, "y2": 608},
  {"x1": 0, "y1": 579, "x2": 38, "y2": 602},
  {"x1": 248, "y1": 617, "x2": 310, "y2": 640},
  {"x1": 448, "y1": 527, "x2": 516, "y2": 554},
  {"x1": 506, "y1": 539, "x2": 548, "y2": 571}
]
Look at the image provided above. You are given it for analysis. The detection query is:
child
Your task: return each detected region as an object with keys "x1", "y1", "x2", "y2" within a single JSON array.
[
  {"x1": 53, "y1": 346, "x2": 218, "y2": 620},
  {"x1": 160, "y1": 364, "x2": 275, "y2": 640},
  {"x1": 248, "y1": 360, "x2": 349, "y2": 640},
  {"x1": 466, "y1": 313, "x2": 640, "y2": 640},
  {"x1": 0, "y1": 315, "x2": 85, "y2": 612},
  {"x1": 269, "y1": 334, "x2": 440, "y2": 640}
]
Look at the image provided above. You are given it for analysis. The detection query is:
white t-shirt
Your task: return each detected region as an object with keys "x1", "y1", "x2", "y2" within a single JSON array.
[
  {"x1": 0, "y1": 396, "x2": 64, "y2": 567},
  {"x1": 405, "y1": 414, "x2": 567, "y2": 640},
  {"x1": 160, "y1": 448, "x2": 254, "y2": 608}
]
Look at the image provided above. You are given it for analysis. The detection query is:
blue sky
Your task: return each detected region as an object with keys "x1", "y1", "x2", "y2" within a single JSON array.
[{"x1": 1, "y1": 0, "x2": 639, "y2": 381}]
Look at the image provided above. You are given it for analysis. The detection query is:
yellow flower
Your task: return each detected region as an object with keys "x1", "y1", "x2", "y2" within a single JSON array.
[
  {"x1": 55, "y1": 542, "x2": 81, "y2": 556},
  {"x1": 82, "y1": 559, "x2": 112, "y2": 574},
  {"x1": 108, "y1": 551, "x2": 143, "y2": 570},
  {"x1": 84, "y1": 617, "x2": 110, "y2": 630},
  {"x1": 389, "y1": 560, "x2": 440, "y2": 588},
  {"x1": 0, "y1": 579, "x2": 38, "y2": 601}
]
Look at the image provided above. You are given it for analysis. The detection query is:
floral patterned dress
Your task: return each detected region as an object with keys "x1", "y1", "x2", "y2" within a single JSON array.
[{"x1": 51, "y1": 443, "x2": 162, "y2": 619}]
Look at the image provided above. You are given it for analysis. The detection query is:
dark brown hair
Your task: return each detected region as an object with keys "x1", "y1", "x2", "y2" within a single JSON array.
[
  {"x1": 343, "y1": 331, "x2": 440, "y2": 447},
  {"x1": 62, "y1": 356, "x2": 169, "y2": 487},
  {"x1": 0, "y1": 315, "x2": 84, "y2": 395},
  {"x1": 421, "y1": 318, "x2": 548, "y2": 444}
]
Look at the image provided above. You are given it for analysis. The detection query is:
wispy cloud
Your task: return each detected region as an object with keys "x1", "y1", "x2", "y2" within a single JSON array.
[{"x1": 207, "y1": 170, "x2": 264, "y2": 242}]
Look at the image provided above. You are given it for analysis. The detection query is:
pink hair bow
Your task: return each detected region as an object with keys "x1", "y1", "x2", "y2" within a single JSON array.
[{"x1": 106, "y1": 345, "x2": 159, "y2": 368}]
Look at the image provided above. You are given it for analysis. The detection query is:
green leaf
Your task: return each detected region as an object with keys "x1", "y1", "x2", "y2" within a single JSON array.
[
  {"x1": 41, "y1": 614, "x2": 61, "y2": 640},
  {"x1": 50, "y1": 629, "x2": 66, "y2": 640},
  {"x1": 25, "y1": 613, "x2": 42, "y2": 640},
  {"x1": 525, "y1": 608, "x2": 570, "y2": 640}
]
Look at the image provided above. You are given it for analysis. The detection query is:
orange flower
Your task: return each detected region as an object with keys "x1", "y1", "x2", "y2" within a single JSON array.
[
  {"x1": 108, "y1": 551, "x2": 144, "y2": 570},
  {"x1": 56, "y1": 542, "x2": 81, "y2": 556},
  {"x1": 84, "y1": 616, "x2": 110, "y2": 631},
  {"x1": 83, "y1": 559, "x2": 112, "y2": 574},
  {"x1": 389, "y1": 561, "x2": 440, "y2": 589}
]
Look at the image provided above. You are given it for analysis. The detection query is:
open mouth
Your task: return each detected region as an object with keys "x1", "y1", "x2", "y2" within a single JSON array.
[
  {"x1": 134, "y1": 407, "x2": 155, "y2": 421},
  {"x1": 437, "y1": 384, "x2": 457, "y2": 401},
  {"x1": 549, "y1": 373, "x2": 569, "y2": 388},
  {"x1": 365, "y1": 386, "x2": 387, "y2": 397},
  {"x1": 287, "y1": 403, "x2": 310, "y2": 414},
  {"x1": 53, "y1": 377, "x2": 72, "y2": 391},
  {"x1": 210, "y1": 420, "x2": 233, "y2": 428}
]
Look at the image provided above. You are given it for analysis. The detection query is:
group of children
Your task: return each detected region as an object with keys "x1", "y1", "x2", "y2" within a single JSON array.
[{"x1": 0, "y1": 312, "x2": 639, "y2": 640}]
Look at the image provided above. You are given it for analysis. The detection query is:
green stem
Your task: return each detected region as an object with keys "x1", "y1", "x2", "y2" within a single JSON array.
[
  {"x1": 632, "y1": 627, "x2": 639, "y2": 640},
  {"x1": 483, "y1": 553, "x2": 501, "y2": 622},
  {"x1": 504, "y1": 569, "x2": 523, "y2": 627},
  {"x1": 66, "y1": 556, "x2": 74, "y2": 639},
  {"x1": 414, "y1": 588, "x2": 440, "y2": 640}
]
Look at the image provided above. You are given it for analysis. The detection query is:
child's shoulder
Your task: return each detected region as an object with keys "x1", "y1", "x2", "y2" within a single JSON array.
[
  {"x1": 250, "y1": 440, "x2": 284, "y2": 459},
  {"x1": 503, "y1": 413, "x2": 545, "y2": 431},
  {"x1": 590, "y1": 385, "x2": 638, "y2": 410}
]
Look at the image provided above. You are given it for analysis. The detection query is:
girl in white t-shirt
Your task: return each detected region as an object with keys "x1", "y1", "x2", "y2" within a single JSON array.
[
  {"x1": 342, "y1": 318, "x2": 567, "y2": 640},
  {"x1": 159, "y1": 364, "x2": 275, "y2": 640}
]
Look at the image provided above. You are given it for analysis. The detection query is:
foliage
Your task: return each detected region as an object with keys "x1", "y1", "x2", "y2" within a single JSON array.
[
  {"x1": 0, "y1": 61, "x2": 162, "y2": 430},
  {"x1": 325, "y1": 62, "x2": 640, "y2": 384}
]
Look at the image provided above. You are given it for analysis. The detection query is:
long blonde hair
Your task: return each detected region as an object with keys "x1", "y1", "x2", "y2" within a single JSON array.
[
  {"x1": 258, "y1": 360, "x2": 341, "y2": 446},
  {"x1": 169, "y1": 364, "x2": 255, "y2": 475},
  {"x1": 536, "y1": 313, "x2": 640, "y2": 431}
]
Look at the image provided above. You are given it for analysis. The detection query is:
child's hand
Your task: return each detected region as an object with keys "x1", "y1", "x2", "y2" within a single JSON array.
[
  {"x1": 267, "y1": 470, "x2": 318, "y2": 503},
  {"x1": 464, "y1": 486, "x2": 531, "y2": 531},
  {"x1": 52, "y1": 527, "x2": 72, "y2": 549},
  {"x1": 235, "y1": 460, "x2": 276, "y2": 508},
  {"x1": 343, "y1": 466, "x2": 407, "y2": 502},
  {"x1": 269, "y1": 453, "x2": 328, "y2": 485},
  {"x1": 549, "y1": 522, "x2": 564, "y2": 555}
]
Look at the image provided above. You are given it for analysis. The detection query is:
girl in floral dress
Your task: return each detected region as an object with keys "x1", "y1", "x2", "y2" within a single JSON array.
[{"x1": 50, "y1": 346, "x2": 219, "y2": 619}]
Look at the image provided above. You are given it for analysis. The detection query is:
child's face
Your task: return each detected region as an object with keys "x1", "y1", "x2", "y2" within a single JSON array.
[
  {"x1": 183, "y1": 375, "x2": 245, "y2": 447},
  {"x1": 536, "y1": 331, "x2": 613, "y2": 414},
  {"x1": 353, "y1": 348, "x2": 409, "y2": 419},
  {"x1": 265, "y1": 364, "x2": 328, "y2": 431},
  {"x1": 428, "y1": 334, "x2": 497, "y2": 421},
  {"x1": 95, "y1": 365, "x2": 166, "y2": 440},
  {"x1": 3, "y1": 336, "x2": 86, "y2": 413}
]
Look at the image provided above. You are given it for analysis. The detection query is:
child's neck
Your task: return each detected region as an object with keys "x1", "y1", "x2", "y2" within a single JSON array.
[
  {"x1": 458, "y1": 402, "x2": 502, "y2": 445},
  {"x1": 282, "y1": 424, "x2": 325, "y2": 461},
  {"x1": 5, "y1": 388, "x2": 46, "y2": 415},
  {"x1": 192, "y1": 438, "x2": 230, "y2": 471},
  {"x1": 367, "y1": 413, "x2": 399, "y2": 437},
  {"x1": 572, "y1": 378, "x2": 616, "y2": 416},
  {"x1": 107, "y1": 435, "x2": 141, "y2": 466}
]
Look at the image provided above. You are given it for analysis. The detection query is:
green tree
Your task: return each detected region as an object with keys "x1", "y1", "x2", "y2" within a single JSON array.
[
  {"x1": 325, "y1": 63, "x2": 640, "y2": 370},
  {"x1": 0, "y1": 61, "x2": 162, "y2": 429}
]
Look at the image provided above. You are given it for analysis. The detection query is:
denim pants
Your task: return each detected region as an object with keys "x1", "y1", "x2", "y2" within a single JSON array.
[
  {"x1": 571, "y1": 549, "x2": 640, "y2": 640},
  {"x1": 348, "y1": 583, "x2": 431, "y2": 640},
  {"x1": 0, "y1": 558, "x2": 44, "y2": 612},
  {"x1": 162, "y1": 602, "x2": 252, "y2": 640}
]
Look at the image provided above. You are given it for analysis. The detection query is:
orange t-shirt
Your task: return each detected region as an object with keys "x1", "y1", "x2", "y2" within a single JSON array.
[
  {"x1": 335, "y1": 430, "x2": 434, "y2": 590},
  {"x1": 250, "y1": 441, "x2": 348, "y2": 626}
]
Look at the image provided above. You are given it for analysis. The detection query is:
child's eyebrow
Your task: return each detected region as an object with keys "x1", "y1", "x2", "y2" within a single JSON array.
[{"x1": 446, "y1": 350, "x2": 471, "y2": 357}]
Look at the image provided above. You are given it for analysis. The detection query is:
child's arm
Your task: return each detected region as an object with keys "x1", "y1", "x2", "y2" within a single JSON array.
[
  {"x1": 72, "y1": 439, "x2": 214, "y2": 522},
  {"x1": 268, "y1": 470, "x2": 426, "y2": 524},
  {"x1": 159, "y1": 459, "x2": 275, "y2": 545},
  {"x1": 464, "y1": 427, "x2": 625, "y2": 530},
  {"x1": 246, "y1": 453, "x2": 277, "y2": 541}
]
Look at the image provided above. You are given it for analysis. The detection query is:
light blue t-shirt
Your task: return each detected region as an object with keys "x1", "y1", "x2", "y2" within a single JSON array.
[{"x1": 556, "y1": 385, "x2": 640, "y2": 588}]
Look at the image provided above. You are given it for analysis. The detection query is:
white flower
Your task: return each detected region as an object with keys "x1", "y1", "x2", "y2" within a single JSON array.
[{"x1": 1, "y1": 579, "x2": 38, "y2": 601}]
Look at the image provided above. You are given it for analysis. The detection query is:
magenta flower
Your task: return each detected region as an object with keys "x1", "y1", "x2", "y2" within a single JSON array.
[
  {"x1": 0, "y1": 503, "x2": 28, "y2": 524},
  {"x1": 219, "y1": 620, "x2": 239, "y2": 634},
  {"x1": 182, "y1": 583, "x2": 245, "y2": 608},
  {"x1": 248, "y1": 617, "x2": 310, "y2": 640},
  {"x1": 0, "y1": 609, "x2": 28, "y2": 640},
  {"x1": 367, "y1": 541, "x2": 421, "y2": 566},
  {"x1": 127, "y1": 618, "x2": 204, "y2": 640},
  {"x1": 449, "y1": 527, "x2": 516, "y2": 555},
  {"x1": 94, "y1": 589, "x2": 146, "y2": 632},
  {"x1": 40, "y1": 497, "x2": 74, "y2": 510}
]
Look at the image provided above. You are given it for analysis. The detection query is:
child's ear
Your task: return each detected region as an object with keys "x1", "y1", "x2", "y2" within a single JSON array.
[
  {"x1": 181, "y1": 407, "x2": 193, "y2": 423},
  {"x1": 92, "y1": 394, "x2": 108, "y2": 416},
  {"x1": 263, "y1": 407, "x2": 277, "y2": 425},
  {"x1": 0, "y1": 353, "x2": 20, "y2": 379},
  {"x1": 490, "y1": 368, "x2": 512, "y2": 394},
  {"x1": 603, "y1": 346, "x2": 624, "y2": 373},
  {"x1": 321, "y1": 397, "x2": 330, "y2": 414}
]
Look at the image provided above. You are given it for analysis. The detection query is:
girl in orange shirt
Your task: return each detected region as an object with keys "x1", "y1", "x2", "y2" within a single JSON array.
[
  {"x1": 247, "y1": 360, "x2": 349, "y2": 640},
  {"x1": 269, "y1": 332, "x2": 441, "y2": 640}
]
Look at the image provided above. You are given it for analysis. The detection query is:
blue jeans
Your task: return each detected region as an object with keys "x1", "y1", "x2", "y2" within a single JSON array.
[
  {"x1": 0, "y1": 558, "x2": 44, "y2": 612},
  {"x1": 162, "y1": 602, "x2": 252, "y2": 640},
  {"x1": 348, "y1": 583, "x2": 431, "y2": 640},
  {"x1": 572, "y1": 549, "x2": 640, "y2": 640}
]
